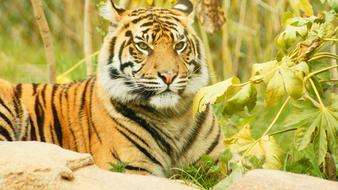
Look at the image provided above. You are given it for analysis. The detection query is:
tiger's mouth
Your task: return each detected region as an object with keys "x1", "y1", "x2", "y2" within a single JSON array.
[
  {"x1": 131, "y1": 85, "x2": 183, "y2": 98},
  {"x1": 129, "y1": 77, "x2": 188, "y2": 98},
  {"x1": 148, "y1": 90, "x2": 182, "y2": 109}
]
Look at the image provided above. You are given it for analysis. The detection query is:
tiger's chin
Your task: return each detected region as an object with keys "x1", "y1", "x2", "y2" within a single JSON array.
[{"x1": 148, "y1": 91, "x2": 181, "y2": 110}]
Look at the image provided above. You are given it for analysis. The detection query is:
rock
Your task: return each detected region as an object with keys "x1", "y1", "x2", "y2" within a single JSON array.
[
  {"x1": 227, "y1": 169, "x2": 338, "y2": 190},
  {"x1": 0, "y1": 142, "x2": 196, "y2": 190}
]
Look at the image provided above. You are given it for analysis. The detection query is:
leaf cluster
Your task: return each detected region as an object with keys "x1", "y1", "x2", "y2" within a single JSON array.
[{"x1": 192, "y1": 3, "x2": 338, "y2": 188}]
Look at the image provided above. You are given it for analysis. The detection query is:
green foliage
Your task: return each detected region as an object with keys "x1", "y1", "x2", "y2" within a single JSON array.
[
  {"x1": 288, "y1": 98, "x2": 338, "y2": 164},
  {"x1": 171, "y1": 155, "x2": 226, "y2": 189},
  {"x1": 224, "y1": 125, "x2": 282, "y2": 169},
  {"x1": 110, "y1": 161, "x2": 128, "y2": 173},
  {"x1": 321, "y1": 0, "x2": 338, "y2": 12},
  {"x1": 193, "y1": 77, "x2": 257, "y2": 116},
  {"x1": 253, "y1": 58, "x2": 309, "y2": 105},
  {"x1": 193, "y1": 2, "x2": 338, "y2": 187}
]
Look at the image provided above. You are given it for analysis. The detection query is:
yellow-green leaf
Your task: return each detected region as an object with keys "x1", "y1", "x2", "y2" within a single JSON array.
[
  {"x1": 276, "y1": 25, "x2": 308, "y2": 50},
  {"x1": 254, "y1": 57, "x2": 307, "y2": 105},
  {"x1": 224, "y1": 126, "x2": 282, "y2": 169},
  {"x1": 224, "y1": 126, "x2": 254, "y2": 153},
  {"x1": 256, "y1": 136, "x2": 282, "y2": 169},
  {"x1": 252, "y1": 60, "x2": 278, "y2": 83},
  {"x1": 223, "y1": 83, "x2": 257, "y2": 114},
  {"x1": 323, "y1": 110, "x2": 337, "y2": 155},
  {"x1": 316, "y1": 115, "x2": 328, "y2": 165},
  {"x1": 193, "y1": 77, "x2": 239, "y2": 115},
  {"x1": 294, "y1": 126, "x2": 307, "y2": 149},
  {"x1": 265, "y1": 70, "x2": 285, "y2": 105},
  {"x1": 293, "y1": 61, "x2": 310, "y2": 78},
  {"x1": 297, "y1": 114, "x2": 320, "y2": 150},
  {"x1": 280, "y1": 66, "x2": 304, "y2": 99}
]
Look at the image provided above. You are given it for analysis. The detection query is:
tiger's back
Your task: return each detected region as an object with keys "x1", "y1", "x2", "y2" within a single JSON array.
[{"x1": 0, "y1": 0, "x2": 224, "y2": 177}]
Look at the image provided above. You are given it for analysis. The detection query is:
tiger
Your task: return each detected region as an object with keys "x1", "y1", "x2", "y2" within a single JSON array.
[{"x1": 0, "y1": 0, "x2": 224, "y2": 177}]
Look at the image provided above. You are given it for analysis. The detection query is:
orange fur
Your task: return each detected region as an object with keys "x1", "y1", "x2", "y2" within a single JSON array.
[{"x1": 0, "y1": 1, "x2": 224, "y2": 177}]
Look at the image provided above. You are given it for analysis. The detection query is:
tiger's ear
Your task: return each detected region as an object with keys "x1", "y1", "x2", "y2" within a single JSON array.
[
  {"x1": 174, "y1": 0, "x2": 194, "y2": 24},
  {"x1": 174, "y1": 0, "x2": 193, "y2": 15},
  {"x1": 99, "y1": 0, "x2": 125, "y2": 22}
]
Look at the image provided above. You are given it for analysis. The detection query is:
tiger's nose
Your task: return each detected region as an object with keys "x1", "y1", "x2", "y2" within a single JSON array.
[{"x1": 158, "y1": 70, "x2": 178, "y2": 85}]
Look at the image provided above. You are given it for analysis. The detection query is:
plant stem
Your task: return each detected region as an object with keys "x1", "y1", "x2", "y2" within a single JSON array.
[
  {"x1": 268, "y1": 127, "x2": 298, "y2": 136},
  {"x1": 304, "y1": 93, "x2": 321, "y2": 108},
  {"x1": 261, "y1": 96, "x2": 291, "y2": 137},
  {"x1": 57, "y1": 51, "x2": 100, "y2": 80},
  {"x1": 241, "y1": 96, "x2": 290, "y2": 159},
  {"x1": 309, "y1": 78, "x2": 325, "y2": 109},
  {"x1": 308, "y1": 53, "x2": 338, "y2": 62},
  {"x1": 320, "y1": 79, "x2": 338, "y2": 83},
  {"x1": 231, "y1": 81, "x2": 251, "y2": 87},
  {"x1": 305, "y1": 65, "x2": 338, "y2": 81},
  {"x1": 330, "y1": 43, "x2": 337, "y2": 94},
  {"x1": 323, "y1": 38, "x2": 338, "y2": 42}
]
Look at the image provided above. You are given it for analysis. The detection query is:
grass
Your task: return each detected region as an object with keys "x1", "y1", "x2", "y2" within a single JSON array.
[
  {"x1": 170, "y1": 155, "x2": 228, "y2": 190},
  {"x1": 0, "y1": 34, "x2": 87, "y2": 83}
]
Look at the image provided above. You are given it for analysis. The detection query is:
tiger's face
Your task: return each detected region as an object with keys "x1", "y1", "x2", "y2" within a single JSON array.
[{"x1": 98, "y1": 0, "x2": 208, "y2": 110}]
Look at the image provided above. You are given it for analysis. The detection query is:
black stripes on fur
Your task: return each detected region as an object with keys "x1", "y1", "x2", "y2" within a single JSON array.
[
  {"x1": 206, "y1": 127, "x2": 221, "y2": 154},
  {"x1": 0, "y1": 98, "x2": 12, "y2": 117},
  {"x1": 51, "y1": 86, "x2": 63, "y2": 146},
  {"x1": 117, "y1": 127, "x2": 163, "y2": 167},
  {"x1": 0, "y1": 112, "x2": 14, "y2": 133},
  {"x1": 113, "y1": 101, "x2": 173, "y2": 156},
  {"x1": 108, "y1": 37, "x2": 117, "y2": 65},
  {"x1": 88, "y1": 78, "x2": 102, "y2": 144},
  {"x1": 0, "y1": 125, "x2": 12, "y2": 140},
  {"x1": 34, "y1": 92, "x2": 46, "y2": 142},
  {"x1": 181, "y1": 107, "x2": 209, "y2": 154}
]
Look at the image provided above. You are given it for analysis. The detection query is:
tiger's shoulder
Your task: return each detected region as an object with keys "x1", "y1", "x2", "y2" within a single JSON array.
[{"x1": 0, "y1": 79, "x2": 15, "y2": 98}]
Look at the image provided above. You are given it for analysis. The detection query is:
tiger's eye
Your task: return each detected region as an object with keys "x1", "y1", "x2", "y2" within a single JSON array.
[
  {"x1": 136, "y1": 42, "x2": 149, "y2": 50},
  {"x1": 175, "y1": 41, "x2": 186, "y2": 51}
]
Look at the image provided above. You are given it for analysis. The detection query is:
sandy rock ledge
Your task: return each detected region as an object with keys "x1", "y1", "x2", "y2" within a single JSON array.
[
  {"x1": 0, "y1": 142, "x2": 195, "y2": 190},
  {"x1": 228, "y1": 169, "x2": 338, "y2": 190}
]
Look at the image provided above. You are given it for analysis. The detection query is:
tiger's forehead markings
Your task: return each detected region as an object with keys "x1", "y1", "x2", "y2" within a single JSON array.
[
  {"x1": 129, "y1": 8, "x2": 181, "y2": 17},
  {"x1": 129, "y1": 8, "x2": 183, "y2": 25},
  {"x1": 120, "y1": 11, "x2": 186, "y2": 44}
]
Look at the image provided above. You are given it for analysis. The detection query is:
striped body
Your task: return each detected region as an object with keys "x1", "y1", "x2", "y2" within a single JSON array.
[
  {"x1": 0, "y1": 1, "x2": 224, "y2": 176},
  {"x1": 0, "y1": 78, "x2": 223, "y2": 176}
]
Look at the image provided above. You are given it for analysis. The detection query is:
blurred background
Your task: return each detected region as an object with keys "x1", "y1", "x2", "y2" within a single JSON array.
[{"x1": 0, "y1": 0, "x2": 329, "y2": 83}]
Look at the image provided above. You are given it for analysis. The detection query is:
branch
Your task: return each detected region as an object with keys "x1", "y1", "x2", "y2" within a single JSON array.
[
  {"x1": 329, "y1": 44, "x2": 337, "y2": 94},
  {"x1": 84, "y1": 0, "x2": 93, "y2": 77},
  {"x1": 308, "y1": 52, "x2": 338, "y2": 62},
  {"x1": 57, "y1": 51, "x2": 100, "y2": 82},
  {"x1": 305, "y1": 64, "x2": 338, "y2": 81},
  {"x1": 309, "y1": 78, "x2": 325, "y2": 109},
  {"x1": 30, "y1": 0, "x2": 56, "y2": 83},
  {"x1": 241, "y1": 96, "x2": 290, "y2": 160}
]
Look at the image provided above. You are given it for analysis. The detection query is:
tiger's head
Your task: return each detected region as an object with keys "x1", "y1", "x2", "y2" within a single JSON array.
[{"x1": 98, "y1": 0, "x2": 208, "y2": 111}]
